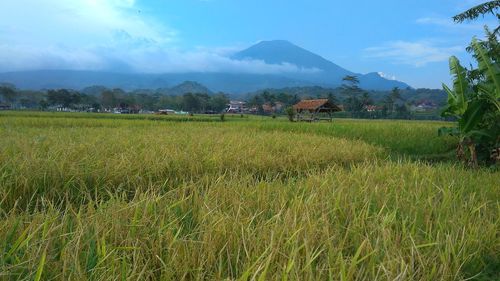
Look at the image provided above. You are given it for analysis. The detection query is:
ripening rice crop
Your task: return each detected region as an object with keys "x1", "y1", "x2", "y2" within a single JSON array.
[{"x1": 0, "y1": 112, "x2": 498, "y2": 280}]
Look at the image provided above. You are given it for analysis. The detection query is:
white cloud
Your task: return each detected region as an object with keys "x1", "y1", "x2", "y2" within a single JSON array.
[
  {"x1": 0, "y1": 0, "x2": 316, "y2": 74},
  {"x1": 365, "y1": 41, "x2": 462, "y2": 67},
  {"x1": 377, "y1": 72, "x2": 396, "y2": 80},
  {"x1": 416, "y1": 16, "x2": 494, "y2": 32},
  {"x1": 0, "y1": 0, "x2": 173, "y2": 46}
]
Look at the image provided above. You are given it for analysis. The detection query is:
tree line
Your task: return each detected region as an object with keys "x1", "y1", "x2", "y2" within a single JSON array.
[
  {"x1": 1, "y1": 81, "x2": 442, "y2": 119},
  {"x1": 0, "y1": 85, "x2": 230, "y2": 113},
  {"x1": 247, "y1": 77, "x2": 432, "y2": 119}
]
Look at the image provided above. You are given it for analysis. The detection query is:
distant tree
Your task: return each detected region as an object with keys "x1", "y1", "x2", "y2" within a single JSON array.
[
  {"x1": 0, "y1": 86, "x2": 17, "y2": 105},
  {"x1": 261, "y1": 91, "x2": 276, "y2": 103},
  {"x1": 47, "y1": 89, "x2": 79, "y2": 108},
  {"x1": 135, "y1": 93, "x2": 159, "y2": 110},
  {"x1": 360, "y1": 92, "x2": 373, "y2": 108},
  {"x1": 277, "y1": 92, "x2": 291, "y2": 105},
  {"x1": 285, "y1": 106, "x2": 295, "y2": 122},
  {"x1": 118, "y1": 94, "x2": 135, "y2": 109},
  {"x1": 182, "y1": 93, "x2": 200, "y2": 112},
  {"x1": 39, "y1": 99, "x2": 49, "y2": 110},
  {"x1": 100, "y1": 90, "x2": 117, "y2": 109},
  {"x1": 248, "y1": 94, "x2": 264, "y2": 113},
  {"x1": 383, "y1": 87, "x2": 402, "y2": 114},
  {"x1": 390, "y1": 86, "x2": 401, "y2": 101},
  {"x1": 209, "y1": 93, "x2": 230, "y2": 112},
  {"x1": 341, "y1": 75, "x2": 365, "y2": 113},
  {"x1": 195, "y1": 93, "x2": 211, "y2": 112},
  {"x1": 342, "y1": 75, "x2": 360, "y2": 85},
  {"x1": 19, "y1": 98, "x2": 31, "y2": 108},
  {"x1": 396, "y1": 103, "x2": 409, "y2": 117},
  {"x1": 79, "y1": 94, "x2": 98, "y2": 107},
  {"x1": 326, "y1": 92, "x2": 338, "y2": 104}
]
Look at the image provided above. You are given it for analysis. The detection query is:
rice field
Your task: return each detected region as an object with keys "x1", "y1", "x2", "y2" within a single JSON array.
[{"x1": 0, "y1": 111, "x2": 498, "y2": 280}]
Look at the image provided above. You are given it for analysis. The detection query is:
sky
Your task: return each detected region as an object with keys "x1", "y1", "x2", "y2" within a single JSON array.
[{"x1": 0, "y1": 0, "x2": 497, "y2": 88}]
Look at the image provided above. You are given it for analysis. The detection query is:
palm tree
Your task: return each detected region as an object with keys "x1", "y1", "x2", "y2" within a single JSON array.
[
  {"x1": 453, "y1": 1, "x2": 500, "y2": 34},
  {"x1": 382, "y1": 87, "x2": 402, "y2": 114},
  {"x1": 341, "y1": 75, "x2": 365, "y2": 113},
  {"x1": 342, "y1": 75, "x2": 360, "y2": 86}
]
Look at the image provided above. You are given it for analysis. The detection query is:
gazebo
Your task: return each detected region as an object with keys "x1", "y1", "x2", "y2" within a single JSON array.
[{"x1": 293, "y1": 99, "x2": 341, "y2": 122}]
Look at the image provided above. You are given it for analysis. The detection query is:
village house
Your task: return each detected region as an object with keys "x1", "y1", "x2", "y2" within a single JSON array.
[
  {"x1": 411, "y1": 100, "x2": 438, "y2": 112},
  {"x1": 365, "y1": 105, "x2": 384, "y2": 112},
  {"x1": 156, "y1": 109, "x2": 176, "y2": 115},
  {"x1": 262, "y1": 102, "x2": 285, "y2": 114},
  {"x1": 226, "y1": 101, "x2": 247, "y2": 113}
]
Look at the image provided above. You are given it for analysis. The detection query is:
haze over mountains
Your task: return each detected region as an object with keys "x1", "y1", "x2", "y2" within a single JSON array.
[{"x1": 0, "y1": 40, "x2": 411, "y2": 93}]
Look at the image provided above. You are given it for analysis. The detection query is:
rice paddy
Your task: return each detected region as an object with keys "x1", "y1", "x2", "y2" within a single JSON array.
[{"x1": 0, "y1": 111, "x2": 498, "y2": 280}]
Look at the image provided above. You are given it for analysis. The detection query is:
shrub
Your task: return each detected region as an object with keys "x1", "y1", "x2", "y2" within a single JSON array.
[{"x1": 285, "y1": 106, "x2": 295, "y2": 122}]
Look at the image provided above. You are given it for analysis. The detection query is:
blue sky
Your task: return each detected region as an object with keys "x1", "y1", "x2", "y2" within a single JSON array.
[{"x1": 0, "y1": 0, "x2": 497, "y2": 88}]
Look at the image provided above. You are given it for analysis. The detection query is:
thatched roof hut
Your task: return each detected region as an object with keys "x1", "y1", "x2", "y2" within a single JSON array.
[{"x1": 293, "y1": 99, "x2": 341, "y2": 121}]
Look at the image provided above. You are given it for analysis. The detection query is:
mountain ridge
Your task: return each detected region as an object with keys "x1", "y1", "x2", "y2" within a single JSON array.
[{"x1": 0, "y1": 40, "x2": 412, "y2": 93}]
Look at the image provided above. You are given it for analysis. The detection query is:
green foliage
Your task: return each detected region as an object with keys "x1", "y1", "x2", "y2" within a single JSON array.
[
  {"x1": 47, "y1": 89, "x2": 82, "y2": 108},
  {"x1": 0, "y1": 86, "x2": 17, "y2": 104},
  {"x1": 453, "y1": 1, "x2": 500, "y2": 34},
  {"x1": 285, "y1": 106, "x2": 295, "y2": 122},
  {"x1": 341, "y1": 75, "x2": 366, "y2": 113},
  {"x1": 382, "y1": 87, "x2": 405, "y2": 116},
  {"x1": 440, "y1": 37, "x2": 500, "y2": 166}
]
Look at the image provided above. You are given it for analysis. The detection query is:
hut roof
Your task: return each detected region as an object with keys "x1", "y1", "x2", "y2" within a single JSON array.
[{"x1": 293, "y1": 99, "x2": 341, "y2": 112}]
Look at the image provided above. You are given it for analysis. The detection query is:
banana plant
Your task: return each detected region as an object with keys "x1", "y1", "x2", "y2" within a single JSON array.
[
  {"x1": 439, "y1": 37, "x2": 500, "y2": 167},
  {"x1": 472, "y1": 38, "x2": 500, "y2": 107}
]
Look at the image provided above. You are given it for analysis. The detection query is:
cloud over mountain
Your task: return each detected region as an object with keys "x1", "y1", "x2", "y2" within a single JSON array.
[{"x1": 0, "y1": 0, "x2": 321, "y2": 74}]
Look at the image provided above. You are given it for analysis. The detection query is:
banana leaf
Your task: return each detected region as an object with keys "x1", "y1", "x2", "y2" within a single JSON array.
[
  {"x1": 459, "y1": 100, "x2": 486, "y2": 134},
  {"x1": 472, "y1": 39, "x2": 500, "y2": 98},
  {"x1": 441, "y1": 57, "x2": 470, "y2": 117}
]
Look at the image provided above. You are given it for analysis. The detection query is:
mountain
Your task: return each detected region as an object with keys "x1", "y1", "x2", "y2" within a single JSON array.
[
  {"x1": 232, "y1": 40, "x2": 410, "y2": 90},
  {"x1": 359, "y1": 72, "x2": 409, "y2": 90},
  {"x1": 232, "y1": 40, "x2": 351, "y2": 77},
  {"x1": 0, "y1": 40, "x2": 411, "y2": 93},
  {"x1": 160, "y1": 81, "x2": 212, "y2": 95},
  {"x1": 0, "y1": 70, "x2": 313, "y2": 93}
]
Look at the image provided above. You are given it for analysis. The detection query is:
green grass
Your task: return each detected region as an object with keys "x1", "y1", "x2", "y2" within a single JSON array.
[{"x1": 0, "y1": 112, "x2": 498, "y2": 280}]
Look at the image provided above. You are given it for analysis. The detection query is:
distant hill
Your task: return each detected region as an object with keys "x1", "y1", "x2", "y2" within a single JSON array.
[
  {"x1": 0, "y1": 40, "x2": 412, "y2": 93},
  {"x1": 159, "y1": 81, "x2": 212, "y2": 95},
  {"x1": 0, "y1": 70, "x2": 313, "y2": 94},
  {"x1": 79, "y1": 81, "x2": 213, "y2": 96}
]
